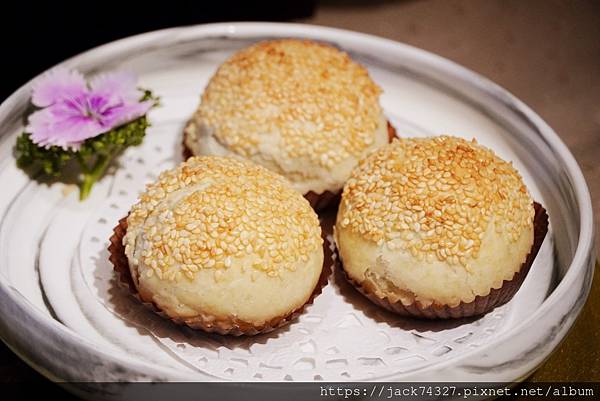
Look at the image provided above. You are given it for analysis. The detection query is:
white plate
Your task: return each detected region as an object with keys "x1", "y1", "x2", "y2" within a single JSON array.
[{"x1": 0, "y1": 22, "x2": 595, "y2": 392}]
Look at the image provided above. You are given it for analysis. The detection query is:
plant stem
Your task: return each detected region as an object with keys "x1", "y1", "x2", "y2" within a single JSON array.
[{"x1": 79, "y1": 155, "x2": 111, "y2": 200}]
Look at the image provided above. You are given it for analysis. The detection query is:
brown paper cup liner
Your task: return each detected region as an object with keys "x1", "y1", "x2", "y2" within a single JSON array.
[
  {"x1": 182, "y1": 121, "x2": 398, "y2": 212},
  {"x1": 335, "y1": 202, "x2": 549, "y2": 319},
  {"x1": 108, "y1": 217, "x2": 332, "y2": 336}
]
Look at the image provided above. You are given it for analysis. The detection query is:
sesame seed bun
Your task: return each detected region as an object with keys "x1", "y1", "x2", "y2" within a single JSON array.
[
  {"x1": 184, "y1": 39, "x2": 390, "y2": 204},
  {"x1": 112, "y1": 156, "x2": 326, "y2": 334},
  {"x1": 334, "y1": 136, "x2": 546, "y2": 318}
]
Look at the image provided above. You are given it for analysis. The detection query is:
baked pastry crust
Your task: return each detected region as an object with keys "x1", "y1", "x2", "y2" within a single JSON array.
[
  {"x1": 334, "y1": 136, "x2": 545, "y2": 318},
  {"x1": 335, "y1": 202, "x2": 548, "y2": 319},
  {"x1": 109, "y1": 216, "x2": 331, "y2": 335},
  {"x1": 183, "y1": 39, "x2": 391, "y2": 203},
  {"x1": 111, "y1": 156, "x2": 328, "y2": 335}
]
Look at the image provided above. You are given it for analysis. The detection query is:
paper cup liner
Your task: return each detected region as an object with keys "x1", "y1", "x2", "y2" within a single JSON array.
[
  {"x1": 182, "y1": 121, "x2": 398, "y2": 212},
  {"x1": 108, "y1": 217, "x2": 332, "y2": 336},
  {"x1": 335, "y1": 202, "x2": 549, "y2": 319}
]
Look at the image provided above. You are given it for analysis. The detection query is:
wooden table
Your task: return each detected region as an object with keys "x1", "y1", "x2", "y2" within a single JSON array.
[{"x1": 1, "y1": 0, "x2": 598, "y2": 392}]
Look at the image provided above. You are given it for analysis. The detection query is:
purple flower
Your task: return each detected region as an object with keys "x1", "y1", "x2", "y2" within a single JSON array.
[{"x1": 26, "y1": 68, "x2": 153, "y2": 149}]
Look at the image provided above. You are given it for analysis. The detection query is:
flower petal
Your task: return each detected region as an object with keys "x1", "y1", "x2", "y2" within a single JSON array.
[
  {"x1": 89, "y1": 71, "x2": 140, "y2": 102},
  {"x1": 97, "y1": 100, "x2": 154, "y2": 130},
  {"x1": 26, "y1": 68, "x2": 153, "y2": 150},
  {"x1": 26, "y1": 105, "x2": 106, "y2": 149},
  {"x1": 31, "y1": 67, "x2": 88, "y2": 108}
]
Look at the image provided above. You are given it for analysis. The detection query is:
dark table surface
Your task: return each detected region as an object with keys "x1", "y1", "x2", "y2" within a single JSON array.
[{"x1": 1, "y1": 0, "x2": 598, "y2": 397}]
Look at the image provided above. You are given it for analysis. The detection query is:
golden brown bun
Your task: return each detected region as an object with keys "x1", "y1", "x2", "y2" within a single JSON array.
[
  {"x1": 117, "y1": 156, "x2": 325, "y2": 334},
  {"x1": 335, "y1": 136, "x2": 539, "y2": 317},
  {"x1": 184, "y1": 39, "x2": 389, "y2": 197}
]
